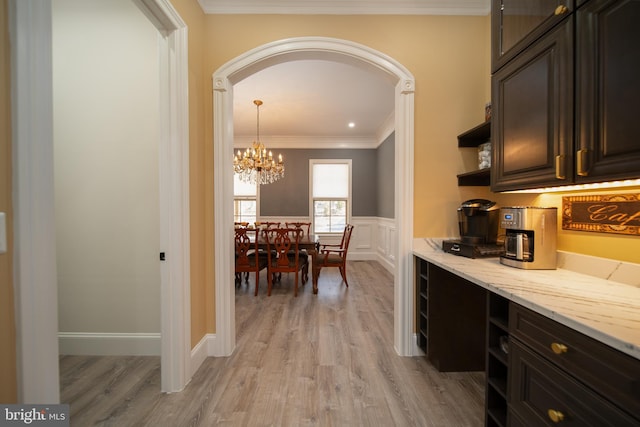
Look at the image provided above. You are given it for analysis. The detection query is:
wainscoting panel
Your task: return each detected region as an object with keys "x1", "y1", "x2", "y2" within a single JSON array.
[{"x1": 260, "y1": 216, "x2": 396, "y2": 274}]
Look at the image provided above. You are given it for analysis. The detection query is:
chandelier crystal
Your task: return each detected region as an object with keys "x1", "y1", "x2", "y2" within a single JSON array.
[{"x1": 233, "y1": 100, "x2": 285, "y2": 185}]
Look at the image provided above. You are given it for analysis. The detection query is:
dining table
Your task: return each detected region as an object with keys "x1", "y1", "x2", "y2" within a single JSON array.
[{"x1": 247, "y1": 229, "x2": 321, "y2": 294}]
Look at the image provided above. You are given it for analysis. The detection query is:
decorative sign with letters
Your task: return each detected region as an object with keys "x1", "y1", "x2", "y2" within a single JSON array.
[{"x1": 562, "y1": 193, "x2": 640, "y2": 235}]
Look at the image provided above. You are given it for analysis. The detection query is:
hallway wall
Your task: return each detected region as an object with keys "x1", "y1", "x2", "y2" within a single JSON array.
[{"x1": 53, "y1": 0, "x2": 161, "y2": 354}]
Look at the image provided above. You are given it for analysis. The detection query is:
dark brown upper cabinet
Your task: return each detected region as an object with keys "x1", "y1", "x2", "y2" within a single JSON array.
[
  {"x1": 491, "y1": 0, "x2": 640, "y2": 191},
  {"x1": 492, "y1": 18, "x2": 574, "y2": 191},
  {"x1": 575, "y1": 0, "x2": 640, "y2": 183},
  {"x1": 492, "y1": 0, "x2": 574, "y2": 73}
]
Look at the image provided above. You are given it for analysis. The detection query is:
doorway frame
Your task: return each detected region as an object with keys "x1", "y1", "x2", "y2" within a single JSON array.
[
  {"x1": 10, "y1": 0, "x2": 191, "y2": 401},
  {"x1": 212, "y1": 37, "x2": 415, "y2": 357}
]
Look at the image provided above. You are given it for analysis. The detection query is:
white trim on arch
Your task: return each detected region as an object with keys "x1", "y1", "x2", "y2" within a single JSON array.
[
  {"x1": 212, "y1": 37, "x2": 415, "y2": 357},
  {"x1": 10, "y1": 0, "x2": 191, "y2": 401}
]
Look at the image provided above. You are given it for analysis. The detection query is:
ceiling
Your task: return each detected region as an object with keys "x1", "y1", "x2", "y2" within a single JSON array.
[
  {"x1": 233, "y1": 59, "x2": 395, "y2": 149},
  {"x1": 220, "y1": 0, "x2": 491, "y2": 149}
]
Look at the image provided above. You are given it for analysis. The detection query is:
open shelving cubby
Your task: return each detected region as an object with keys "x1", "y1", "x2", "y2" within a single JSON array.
[{"x1": 457, "y1": 120, "x2": 491, "y2": 186}]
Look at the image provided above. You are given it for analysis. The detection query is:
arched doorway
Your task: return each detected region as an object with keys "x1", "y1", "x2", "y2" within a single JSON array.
[{"x1": 212, "y1": 37, "x2": 415, "y2": 357}]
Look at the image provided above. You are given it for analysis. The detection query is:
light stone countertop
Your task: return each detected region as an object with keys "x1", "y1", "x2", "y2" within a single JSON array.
[{"x1": 413, "y1": 238, "x2": 640, "y2": 361}]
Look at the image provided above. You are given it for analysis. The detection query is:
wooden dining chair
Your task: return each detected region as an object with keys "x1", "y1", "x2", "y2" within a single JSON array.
[
  {"x1": 261, "y1": 221, "x2": 281, "y2": 229},
  {"x1": 285, "y1": 222, "x2": 312, "y2": 282},
  {"x1": 285, "y1": 222, "x2": 311, "y2": 235},
  {"x1": 262, "y1": 228, "x2": 307, "y2": 297},
  {"x1": 235, "y1": 227, "x2": 268, "y2": 296},
  {"x1": 314, "y1": 224, "x2": 354, "y2": 287}
]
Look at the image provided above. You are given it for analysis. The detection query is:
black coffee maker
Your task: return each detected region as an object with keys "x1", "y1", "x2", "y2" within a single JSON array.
[
  {"x1": 442, "y1": 199, "x2": 504, "y2": 258},
  {"x1": 458, "y1": 199, "x2": 500, "y2": 244}
]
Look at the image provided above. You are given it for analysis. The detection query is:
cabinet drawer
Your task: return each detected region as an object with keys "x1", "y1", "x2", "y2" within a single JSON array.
[
  {"x1": 509, "y1": 339, "x2": 639, "y2": 426},
  {"x1": 510, "y1": 303, "x2": 640, "y2": 417}
]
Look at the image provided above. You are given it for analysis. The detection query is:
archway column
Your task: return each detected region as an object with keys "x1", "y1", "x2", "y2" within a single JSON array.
[
  {"x1": 212, "y1": 76, "x2": 236, "y2": 356},
  {"x1": 394, "y1": 79, "x2": 415, "y2": 356}
]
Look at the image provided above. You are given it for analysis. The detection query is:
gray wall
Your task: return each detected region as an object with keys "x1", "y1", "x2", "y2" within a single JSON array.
[
  {"x1": 377, "y1": 133, "x2": 395, "y2": 219},
  {"x1": 260, "y1": 133, "x2": 395, "y2": 218}
]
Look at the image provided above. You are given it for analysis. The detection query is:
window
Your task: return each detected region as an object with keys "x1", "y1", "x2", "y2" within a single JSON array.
[
  {"x1": 233, "y1": 174, "x2": 257, "y2": 224},
  {"x1": 310, "y1": 160, "x2": 351, "y2": 233}
]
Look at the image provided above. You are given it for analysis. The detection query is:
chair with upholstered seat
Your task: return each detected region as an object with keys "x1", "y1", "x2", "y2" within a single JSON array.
[
  {"x1": 314, "y1": 224, "x2": 354, "y2": 287},
  {"x1": 263, "y1": 227, "x2": 307, "y2": 297},
  {"x1": 235, "y1": 227, "x2": 268, "y2": 296}
]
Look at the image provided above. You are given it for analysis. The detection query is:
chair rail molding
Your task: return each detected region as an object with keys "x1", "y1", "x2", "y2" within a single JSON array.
[{"x1": 213, "y1": 37, "x2": 415, "y2": 358}]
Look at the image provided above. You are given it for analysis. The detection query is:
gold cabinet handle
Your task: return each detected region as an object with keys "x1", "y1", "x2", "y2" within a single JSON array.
[
  {"x1": 551, "y1": 342, "x2": 568, "y2": 354},
  {"x1": 548, "y1": 409, "x2": 565, "y2": 423},
  {"x1": 577, "y1": 149, "x2": 589, "y2": 176},
  {"x1": 555, "y1": 155, "x2": 565, "y2": 179},
  {"x1": 555, "y1": 5, "x2": 569, "y2": 15}
]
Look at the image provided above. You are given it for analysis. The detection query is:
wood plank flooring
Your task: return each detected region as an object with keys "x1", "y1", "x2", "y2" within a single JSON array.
[{"x1": 60, "y1": 261, "x2": 485, "y2": 426}]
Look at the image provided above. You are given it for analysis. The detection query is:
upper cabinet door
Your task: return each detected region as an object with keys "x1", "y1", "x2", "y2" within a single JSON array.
[
  {"x1": 492, "y1": 0, "x2": 574, "y2": 72},
  {"x1": 575, "y1": 0, "x2": 640, "y2": 183},
  {"x1": 491, "y1": 18, "x2": 574, "y2": 192}
]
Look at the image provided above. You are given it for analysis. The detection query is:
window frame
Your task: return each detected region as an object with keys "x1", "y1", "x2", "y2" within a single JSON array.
[
  {"x1": 309, "y1": 159, "x2": 352, "y2": 235},
  {"x1": 233, "y1": 174, "x2": 259, "y2": 224}
]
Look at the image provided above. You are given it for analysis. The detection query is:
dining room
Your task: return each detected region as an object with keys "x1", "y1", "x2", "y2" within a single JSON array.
[{"x1": 230, "y1": 58, "x2": 399, "y2": 299}]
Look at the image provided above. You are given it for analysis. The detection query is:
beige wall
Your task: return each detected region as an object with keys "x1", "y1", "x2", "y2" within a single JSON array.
[{"x1": 0, "y1": 0, "x2": 17, "y2": 403}]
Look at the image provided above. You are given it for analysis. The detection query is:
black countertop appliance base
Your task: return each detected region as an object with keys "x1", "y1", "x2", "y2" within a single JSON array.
[{"x1": 442, "y1": 239, "x2": 504, "y2": 259}]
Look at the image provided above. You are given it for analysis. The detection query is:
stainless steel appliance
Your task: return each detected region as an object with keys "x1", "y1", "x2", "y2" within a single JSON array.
[
  {"x1": 500, "y1": 207, "x2": 557, "y2": 269},
  {"x1": 442, "y1": 199, "x2": 504, "y2": 258}
]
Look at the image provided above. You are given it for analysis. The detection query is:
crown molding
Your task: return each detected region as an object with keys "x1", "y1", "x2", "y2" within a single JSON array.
[
  {"x1": 376, "y1": 111, "x2": 395, "y2": 143},
  {"x1": 198, "y1": 0, "x2": 490, "y2": 16},
  {"x1": 233, "y1": 135, "x2": 382, "y2": 149}
]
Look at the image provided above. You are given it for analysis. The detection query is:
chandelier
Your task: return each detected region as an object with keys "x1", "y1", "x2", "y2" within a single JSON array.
[{"x1": 233, "y1": 100, "x2": 285, "y2": 185}]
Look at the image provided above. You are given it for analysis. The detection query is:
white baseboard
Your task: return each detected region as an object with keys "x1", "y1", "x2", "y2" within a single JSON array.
[
  {"x1": 58, "y1": 332, "x2": 161, "y2": 356},
  {"x1": 190, "y1": 333, "x2": 213, "y2": 376},
  {"x1": 376, "y1": 253, "x2": 395, "y2": 274},
  {"x1": 412, "y1": 333, "x2": 425, "y2": 357}
]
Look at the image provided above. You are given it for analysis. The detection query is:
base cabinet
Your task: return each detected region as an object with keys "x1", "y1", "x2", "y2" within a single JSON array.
[
  {"x1": 509, "y1": 339, "x2": 638, "y2": 426},
  {"x1": 507, "y1": 303, "x2": 640, "y2": 426},
  {"x1": 485, "y1": 293, "x2": 510, "y2": 427},
  {"x1": 414, "y1": 258, "x2": 487, "y2": 372},
  {"x1": 413, "y1": 261, "x2": 640, "y2": 426}
]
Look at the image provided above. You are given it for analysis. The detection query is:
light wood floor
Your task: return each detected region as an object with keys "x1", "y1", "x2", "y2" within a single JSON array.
[{"x1": 60, "y1": 261, "x2": 485, "y2": 426}]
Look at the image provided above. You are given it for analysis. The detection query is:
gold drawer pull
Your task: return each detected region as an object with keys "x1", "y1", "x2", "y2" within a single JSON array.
[
  {"x1": 551, "y1": 342, "x2": 568, "y2": 354},
  {"x1": 555, "y1": 5, "x2": 569, "y2": 15},
  {"x1": 548, "y1": 409, "x2": 565, "y2": 423},
  {"x1": 555, "y1": 155, "x2": 565, "y2": 179},
  {"x1": 577, "y1": 148, "x2": 589, "y2": 176}
]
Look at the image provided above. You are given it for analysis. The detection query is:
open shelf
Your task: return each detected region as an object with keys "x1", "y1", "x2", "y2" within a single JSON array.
[
  {"x1": 457, "y1": 168, "x2": 490, "y2": 186},
  {"x1": 456, "y1": 121, "x2": 491, "y2": 186},
  {"x1": 458, "y1": 120, "x2": 491, "y2": 147}
]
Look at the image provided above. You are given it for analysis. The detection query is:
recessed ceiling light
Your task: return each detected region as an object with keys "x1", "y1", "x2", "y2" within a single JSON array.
[{"x1": 348, "y1": 122, "x2": 355, "y2": 128}]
